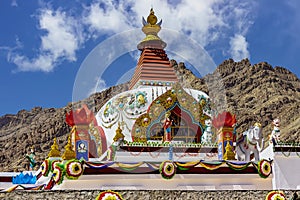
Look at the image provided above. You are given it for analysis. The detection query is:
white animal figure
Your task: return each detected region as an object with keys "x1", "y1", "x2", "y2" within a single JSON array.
[
  {"x1": 201, "y1": 119, "x2": 214, "y2": 144},
  {"x1": 269, "y1": 118, "x2": 280, "y2": 145},
  {"x1": 235, "y1": 123, "x2": 264, "y2": 161}
]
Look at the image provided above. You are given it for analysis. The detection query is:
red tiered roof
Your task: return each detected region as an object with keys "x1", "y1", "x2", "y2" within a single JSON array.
[{"x1": 129, "y1": 48, "x2": 178, "y2": 89}]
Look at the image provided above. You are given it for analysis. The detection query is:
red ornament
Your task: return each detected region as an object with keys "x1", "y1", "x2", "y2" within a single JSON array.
[
  {"x1": 212, "y1": 111, "x2": 237, "y2": 129},
  {"x1": 66, "y1": 104, "x2": 94, "y2": 126},
  {"x1": 65, "y1": 104, "x2": 107, "y2": 158}
]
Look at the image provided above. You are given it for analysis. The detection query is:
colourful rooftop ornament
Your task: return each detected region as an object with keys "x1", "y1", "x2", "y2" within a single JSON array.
[
  {"x1": 66, "y1": 104, "x2": 107, "y2": 160},
  {"x1": 223, "y1": 142, "x2": 236, "y2": 160},
  {"x1": 212, "y1": 111, "x2": 237, "y2": 129},
  {"x1": 212, "y1": 111, "x2": 237, "y2": 160},
  {"x1": 65, "y1": 104, "x2": 94, "y2": 126},
  {"x1": 12, "y1": 172, "x2": 37, "y2": 184},
  {"x1": 48, "y1": 137, "x2": 61, "y2": 158},
  {"x1": 62, "y1": 135, "x2": 76, "y2": 160}
]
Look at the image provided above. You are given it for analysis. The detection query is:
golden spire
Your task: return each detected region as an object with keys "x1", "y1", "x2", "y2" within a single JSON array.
[
  {"x1": 138, "y1": 8, "x2": 166, "y2": 50},
  {"x1": 223, "y1": 142, "x2": 236, "y2": 160},
  {"x1": 48, "y1": 137, "x2": 61, "y2": 158},
  {"x1": 62, "y1": 135, "x2": 76, "y2": 160},
  {"x1": 113, "y1": 123, "x2": 125, "y2": 142},
  {"x1": 147, "y1": 8, "x2": 157, "y2": 25}
]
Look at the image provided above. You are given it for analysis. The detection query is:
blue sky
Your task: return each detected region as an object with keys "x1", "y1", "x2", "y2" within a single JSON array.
[{"x1": 0, "y1": 0, "x2": 299, "y2": 116}]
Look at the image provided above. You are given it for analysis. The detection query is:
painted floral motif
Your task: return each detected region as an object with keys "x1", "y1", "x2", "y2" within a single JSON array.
[
  {"x1": 136, "y1": 91, "x2": 147, "y2": 108},
  {"x1": 258, "y1": 159, "x2": 272, "y2": 178},
  {"x1": 41, "y1": 159, "x2": 50, "y2": 176},
  {"x1": 51, "y1": 160, "x2": 61, "y2": 172},
  {"x1": 96, "y1": 190, "x2": 123, "y2": 200},
  {"x1": 101, "y1": 91, "x2": 149, "y2": 130},
  {"x1": 160, "y1": 160, "x2": 176, "y2": 179},
  {"x1": 125, "y1": 91, "x2": 148, "y2": 115},
  {"x1": 103, "y1": 102, "x2": 114, "y2": 117},
  {"x1": 52, "y1": 166, "x2": 64, "y2": 185},
  {"x1": 265, "y1": 191, "x2": 286, "y2": 200},
  {"x1": 65, "y1": 159, "x2": 84, "y2": 180},
  {"x1": 198, "y1": 94, "x2": 212, "y2": 115},
  {"x1": 40, "y1": 158, "x2": 84, "y2": 186}
]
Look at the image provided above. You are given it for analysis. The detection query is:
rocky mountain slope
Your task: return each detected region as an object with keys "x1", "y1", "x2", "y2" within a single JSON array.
[
  {"x1": 0, "y1": 59, "x2": 299, "y2": 171},
  {"x1": 174, "y1": 58, "x2": 300, "y2": 141}
]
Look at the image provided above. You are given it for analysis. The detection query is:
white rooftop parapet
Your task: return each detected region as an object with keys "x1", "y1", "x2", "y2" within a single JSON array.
[
  {"x1": 272, "y1": 146, "x2": 300, "y2": 189},
  {"x1": 259, "y1": 144, "x2": 274, "y2": 161}
]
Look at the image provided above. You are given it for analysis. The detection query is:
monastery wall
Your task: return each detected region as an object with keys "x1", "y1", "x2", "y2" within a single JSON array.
[{"x1": 1, "y1": 190, "x2": 299, "y2": 199}]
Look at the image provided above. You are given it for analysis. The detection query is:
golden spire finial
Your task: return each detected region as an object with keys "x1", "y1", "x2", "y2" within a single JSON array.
[
  {"x1": 223, "y1": 142, "x2": 236, "y2": 160},
  {"x1": 147, "y1": 8, "x2": 157, "y2": 25},
  {"x1": 138, "y1": 7, "x2": 166, "y2": 50},
  {"x1": 62, "y1": 135, "x2": 76, "y2": 160},
  {"x1": 48, "y1": 137, "x2": 61, "y2": 158}
]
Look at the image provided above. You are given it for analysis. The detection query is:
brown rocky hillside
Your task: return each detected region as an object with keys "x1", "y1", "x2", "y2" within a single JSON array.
[
  {"x1": 0, "y1": 59, "x2": 299, "y2": 171},
  {"x1": 174, "y1": 58, "x2": 300, "y2": 142}
]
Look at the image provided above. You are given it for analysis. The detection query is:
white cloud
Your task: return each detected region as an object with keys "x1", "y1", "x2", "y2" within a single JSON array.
[
  {"x1": 220, "y1": 0, "x2": 254, "y2": 61},
  {"x1": 8, "y1": 0, "x2": 256, "y2": 72},
  {"x1": 9, "y1": 8, "x2": 84, "y2": 72},
  {"x1": 83, "y1": 0, "x2": 221, "y2": 46},
  {"x1": 221, "y1": 1, "x2": 255, "y2": 34},
  {"x1": 10, "y1": 53, "x2": 54, "y2": 72},
  {"x1": 39, "y1": 9, "x2": 82, "y2": 62},
  {"x1": 83, "y1": 0, "x2": 137, "y2": 37},
  {"x1": 83, "y1": 0, "x2": 255, "y2": 55},
  {"x1": 229, "y1": 34, "x2": 249, "y2": 61}
]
